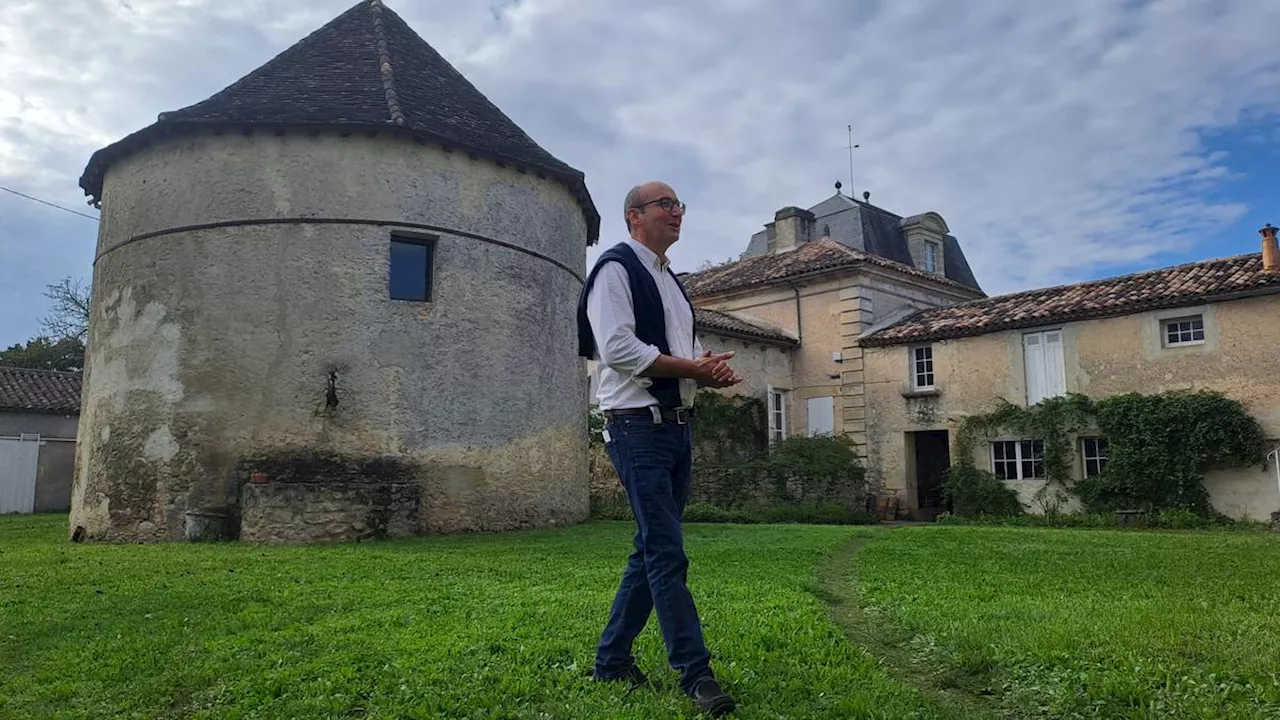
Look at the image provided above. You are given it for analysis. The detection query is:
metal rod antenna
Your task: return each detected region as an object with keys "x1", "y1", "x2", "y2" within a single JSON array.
[{"x1": 846, "y1": 125, "x2": 859, "y2": 197}]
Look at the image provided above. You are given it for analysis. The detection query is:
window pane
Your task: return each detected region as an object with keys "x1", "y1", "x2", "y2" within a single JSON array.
[
  {"x1": 390, "y1": 240, "x2": 430, "y2": 301},
  {"x1": 1165, "y1": 317, "x2": 1205, "y2": 345}
]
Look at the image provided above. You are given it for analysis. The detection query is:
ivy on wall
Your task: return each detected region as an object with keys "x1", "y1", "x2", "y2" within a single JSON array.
[{"x1": 949, "y1": 389, "x2": 1268, "y2": 516}]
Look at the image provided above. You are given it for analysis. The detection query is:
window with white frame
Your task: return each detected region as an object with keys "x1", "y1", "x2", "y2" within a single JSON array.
[
  {"x1": 991, "y1": 440, "x2": 1045, "y2": 480},
  {"x1": 923, "y1": 241, "x2": 939, "y2": 273},
  {"x1": 910, "y1": 345, "x2": 934, "y2": 389},
  {"x1": 1081, "y1": 437, "x2": 1109, "y2": 478},
  {"x1": 1162, "y1": 315, "x2": 1205, "y2": 347},
  {"x1": 767, "y1": 387, "x2": 788, "y2": 442},
  {"x1": 1023, "y1": 330, "x2": 1065, "y2": 405}
]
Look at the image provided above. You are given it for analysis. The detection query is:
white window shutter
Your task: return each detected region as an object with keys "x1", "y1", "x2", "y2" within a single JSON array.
[
  {"x1": 1024, "y1": 333, "x2": 1046, "y2": 404},
  {"x1": 807, "y1": 397, "x2": 835, "y2": 436},
  {"x1": 1044, "y1": 331, "x2": 1066, "y2": 399}
]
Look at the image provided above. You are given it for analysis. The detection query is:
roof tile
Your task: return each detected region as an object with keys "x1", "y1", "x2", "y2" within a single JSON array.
[
  {"x1": 860, "y1": 252, "x2": 1280, "y2": 347},
  {"x1": 695, "y1": 308, "x2": 797, "y2": 345},
  {"x1": 0, "y1": 367, "x2": 82, "y2": 414},
  {"x1": 78, "y1": 0, "x2": 600, "y2": 242},
  {"x1": 682, "y1": 238, "x2": 976, "y2": 297}
]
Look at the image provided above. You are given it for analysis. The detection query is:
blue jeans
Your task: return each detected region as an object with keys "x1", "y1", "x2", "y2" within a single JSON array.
[{"x1": 594, "y1": 412, "x2": 713, "y2": 695}]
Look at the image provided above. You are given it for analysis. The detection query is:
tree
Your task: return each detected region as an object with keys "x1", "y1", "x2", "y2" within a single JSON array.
[
  {"x1": 39, "y1": 276, "x2": 91, "y2": 343},
  {"x1": 0, "y1": 336, "x2": 85, "y2": 372},
  {"x1": 0, "y1": 276, "x2": 91, "y2": 372}
]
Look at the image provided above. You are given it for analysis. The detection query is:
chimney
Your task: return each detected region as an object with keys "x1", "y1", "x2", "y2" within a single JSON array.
[
  {"x1": 768, "y1": 206, "x2": 816, "y2": 253},
  {"x1": 1262, "y1": 223, "x2": 1279, "y2": 273}
]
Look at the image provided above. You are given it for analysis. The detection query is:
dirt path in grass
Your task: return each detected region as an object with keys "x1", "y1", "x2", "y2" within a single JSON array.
[{"x1": 819, "y1": 531, "x2": 1007, "y2": 719}]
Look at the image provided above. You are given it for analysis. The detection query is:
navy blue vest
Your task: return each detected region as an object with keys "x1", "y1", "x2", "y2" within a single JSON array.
[{"x1": 577, "y1": 243, "x2": 695, "y2": 409}]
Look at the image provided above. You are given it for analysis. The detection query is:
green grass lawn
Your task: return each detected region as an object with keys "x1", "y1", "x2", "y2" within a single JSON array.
[
  {"x1": 3, "y1": 516, "x2": 1279, "y2": 719},
  {"x1": 852, "y1": 525, "x2": 1280, "y2": 719},
  {"x1": 0, "y1": 514, "x2": 959, "y2": 720}
]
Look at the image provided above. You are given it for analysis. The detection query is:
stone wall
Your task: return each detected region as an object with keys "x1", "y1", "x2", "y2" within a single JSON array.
[
  {"x1": 240, "y1": 480, "x2": 420, "y2": 543},
  {"x1": 71, "y1": 130, "x2": 590, "y2": 542}
]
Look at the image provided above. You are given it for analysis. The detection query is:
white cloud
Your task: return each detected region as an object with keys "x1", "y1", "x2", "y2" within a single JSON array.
[{"x1": 2, "y1": 0, "x2": 1279, "y2": 345}]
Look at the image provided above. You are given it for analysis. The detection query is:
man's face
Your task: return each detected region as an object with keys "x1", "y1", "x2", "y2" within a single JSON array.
[{"x1": 629, "y1": 183, "x2": 685, "y2": 246}]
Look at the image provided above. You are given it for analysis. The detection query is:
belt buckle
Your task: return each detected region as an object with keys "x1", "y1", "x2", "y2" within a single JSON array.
[{"x1": 674, "y1": 408, "x2": 690, "y2": 425}]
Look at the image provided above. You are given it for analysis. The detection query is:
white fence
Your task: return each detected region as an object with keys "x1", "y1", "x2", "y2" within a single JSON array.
[{"x1": 0, "y1": 435, "x2": 41, "y2": 514}]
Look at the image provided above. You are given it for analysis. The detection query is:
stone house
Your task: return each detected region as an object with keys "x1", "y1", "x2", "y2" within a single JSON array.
[
  {"x1": 0, "y1": 367, "x2": 81, "y2": 514},
  {"x1": 70, "y1": 0, "x2": 599, "y2": 542},
  {"x1": 678, "y1": 189, "x2": 986, "y2": 449},
  {"x1": 858, "y1": 225, "x2": 1280, "y2": 521},
  {"x1": 585, "y1": 308, "x2": 798, "y2": 408}
]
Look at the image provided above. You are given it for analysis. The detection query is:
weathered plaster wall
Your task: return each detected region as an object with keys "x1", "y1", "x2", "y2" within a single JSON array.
[
  {"x1": 0, "y1": 411, "x2": 78, "y2": 513},
  {"x1": 697, "y1": 331, "x2": 794, "y2": 402},
  {"x1": 697, "y1": 269, "x2": 978, "y2": 453},
  {"x1": 71, "y1": 131, "x2": 591, "y2": 541},
  {"x1": 696, "y1": 277, "x2": 847, "y2": 439},
  {"x1": 863, "y1": 295, "x2": 1280, "y2": 519}
]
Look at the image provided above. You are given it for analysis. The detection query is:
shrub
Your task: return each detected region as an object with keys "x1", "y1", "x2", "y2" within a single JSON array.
[
  {"x1": 755, "y1": 502, "x2": 877, "y2": 525},
  {"x1": 682, "y1": 502, "x2": 757, "y2": 524},
  {"x1": 758, "y1": 434, "x2": 868, "y2": 507},
  {"x1": 941, "y1": 464, "x2": 1024, "y2": 518}
]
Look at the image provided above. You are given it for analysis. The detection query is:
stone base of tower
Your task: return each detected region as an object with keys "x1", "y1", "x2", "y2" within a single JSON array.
[{"x1": 69, "y1": 423, "x2": 589, "y2": 544}]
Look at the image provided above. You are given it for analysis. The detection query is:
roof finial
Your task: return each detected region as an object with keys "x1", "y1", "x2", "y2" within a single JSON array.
[
  {"x1": 834, "y1": 180, "x2": 843, "y2": 196},
  {"x1": 863, "y1": 191, "x2": 870, "y2": 203}
]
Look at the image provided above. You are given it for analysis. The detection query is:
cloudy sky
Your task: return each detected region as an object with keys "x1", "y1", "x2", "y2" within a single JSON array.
[{"x1": 2, "y1": 0, "x2": 1278, "y2": 348}]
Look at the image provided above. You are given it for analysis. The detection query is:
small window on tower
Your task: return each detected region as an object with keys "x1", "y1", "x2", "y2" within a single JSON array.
[{"x1": 389, "y1": 235, "x2": 435, "y2": 302}]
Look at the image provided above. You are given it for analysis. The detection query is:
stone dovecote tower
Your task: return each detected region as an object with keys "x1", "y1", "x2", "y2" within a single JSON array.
[{"x1": 71, "y1": 0, "x2": 600, "y2": 542}]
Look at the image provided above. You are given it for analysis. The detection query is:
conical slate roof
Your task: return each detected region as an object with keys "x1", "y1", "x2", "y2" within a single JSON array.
[{"x1": 79, "y1": 0, "x2": 600, "y2": 243}]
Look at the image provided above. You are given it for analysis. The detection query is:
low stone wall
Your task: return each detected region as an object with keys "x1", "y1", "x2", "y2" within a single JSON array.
[
  {"x1": 240, "y1": 480, "x2": 420, "y2": 543},
  {"x1": 588, "y1": 440, "x2": 869, "y2": 514}
]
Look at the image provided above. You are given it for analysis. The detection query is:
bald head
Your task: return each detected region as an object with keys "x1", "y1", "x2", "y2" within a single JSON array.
[
  {"x1": 623, "y1": 181, "x2": 677, "y2": 233},
  {"x1": 622, "y1": 181, "x2": 685, "y2": 252}
]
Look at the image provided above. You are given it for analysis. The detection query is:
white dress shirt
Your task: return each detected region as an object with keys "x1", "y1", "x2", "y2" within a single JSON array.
[{"x1": 586, "y1": 238, "x2": 703, "y2": 410}]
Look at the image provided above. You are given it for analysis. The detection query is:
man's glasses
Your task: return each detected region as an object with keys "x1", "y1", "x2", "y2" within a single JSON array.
[{"x1": 632, "y1": 197, "x2": 686, "y2": 214}]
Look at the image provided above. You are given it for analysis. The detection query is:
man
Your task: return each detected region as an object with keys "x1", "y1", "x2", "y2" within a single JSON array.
[{"x1": 576, "y1": 181, "x2": 742, "y2": 717}]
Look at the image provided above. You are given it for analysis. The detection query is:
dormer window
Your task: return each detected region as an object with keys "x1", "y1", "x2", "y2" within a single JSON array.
[
  {"x1": 902, "y1": 212, "x2": 948, "y2": 276},
  {"x1": 923, "y1": 242, "x2": 939, "y2": 273}
]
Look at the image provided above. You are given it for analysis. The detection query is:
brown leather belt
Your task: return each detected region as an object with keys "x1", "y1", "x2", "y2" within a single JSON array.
[{"x1": 603, "y1": 406, "x2": 695, "y2": 425}]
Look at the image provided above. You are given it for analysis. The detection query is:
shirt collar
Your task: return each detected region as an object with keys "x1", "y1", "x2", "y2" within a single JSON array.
[{"x1": 625, "y1": 238, "x2": 670, "y2": 272}]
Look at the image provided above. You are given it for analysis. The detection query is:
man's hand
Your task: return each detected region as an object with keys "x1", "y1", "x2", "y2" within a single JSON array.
[{"x1": 694, "y1": 350, "x2": 742, "y2": 388}]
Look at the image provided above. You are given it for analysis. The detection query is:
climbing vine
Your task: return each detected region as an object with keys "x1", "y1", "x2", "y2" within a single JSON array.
[
  {"x1": 690, "y1": 392, "x2": 769, "y2": 465},
  {"x1": 951, "y1": 389, "x2": 1267, "y2": 516},
  {"x1": 589, "y1": 391, "x2": 868, "y2": 518},
  {"x1": 956, "y1": 394, "x2": 1095, "y2": 489}
]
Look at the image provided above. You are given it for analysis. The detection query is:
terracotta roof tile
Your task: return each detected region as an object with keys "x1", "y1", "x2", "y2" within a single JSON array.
[
  {"x1": 681, "y1": 238, "x2": 976, "y2": 297},
  {"x1": 860, "y1": 252, "x2": 1280, "y2": 347},
  {"x1": 695, "y1": 308, "x2": 797, "y2": 346},
  {"x1": 0, "y1": 367, "x2": 82, "y2": 414}
]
